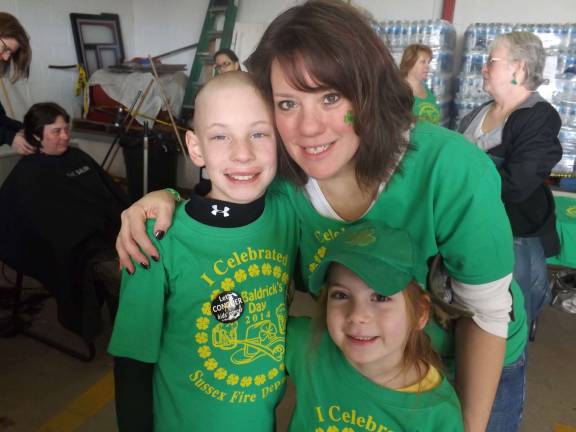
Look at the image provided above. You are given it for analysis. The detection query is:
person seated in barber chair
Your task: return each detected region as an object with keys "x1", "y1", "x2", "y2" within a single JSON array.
[{"x1": 0, "y1": 102, "x2": 129, "y2": 342}]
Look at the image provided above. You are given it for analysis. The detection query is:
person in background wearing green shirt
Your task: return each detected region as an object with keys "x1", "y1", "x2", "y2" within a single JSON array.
[
  {"x1": 400, "y1": 44, "x2": 441, "y2": 125},
  {"x1": 286, "y1": 222, "x2": 463, "y2": 431},
  {"x1": 108, "y1": 71, "x2": 299, "y2": 431}
]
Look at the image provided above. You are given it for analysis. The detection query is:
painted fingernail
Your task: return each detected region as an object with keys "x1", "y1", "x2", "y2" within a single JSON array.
[
  {"x1": 154, "y1": 230, "x2": 165, "y2": 240},
  {"x1": 140, "y1": 262, "x2": 149, "y2": 270},
  {"x1": 126, "y1": 268, "x2": 134, "y2": 275},
  {"x1": 151, "y1": 255, "x2": 159, "y2": 262}
]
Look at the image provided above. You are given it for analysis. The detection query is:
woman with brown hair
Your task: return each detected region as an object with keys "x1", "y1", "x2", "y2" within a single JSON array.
[
  {"x1": 115, "y1": 1, "x2": 526, "y2": 430},
  {"x1": 213, "y1": 48, "x2": 241, "y2": 74},
  {"x1": 0, "y1": 12, "x2": 33, "y2": 154},
  {"x1": 400, "y1": 43, "x2": 441, "y2": 124}
]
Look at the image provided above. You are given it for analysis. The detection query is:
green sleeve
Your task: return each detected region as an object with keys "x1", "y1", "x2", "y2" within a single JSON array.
[
  {"x1": 285, "y1": 316, "x2": 312, "y2": 375},
  {"x1": 108, "y1": 221, "x2": 168, "y2": 362}
]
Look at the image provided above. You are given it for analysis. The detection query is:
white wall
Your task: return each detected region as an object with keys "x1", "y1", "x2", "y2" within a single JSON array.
[
  {"x1": 132, "y1": 0, "x2": 207, "y2": 72},
  {"x1": 0, "y1": 0, "x2": 135, "y2": 121},
  {"x1": 453, "y1": 0, "x2": 576, "y2": 30}
]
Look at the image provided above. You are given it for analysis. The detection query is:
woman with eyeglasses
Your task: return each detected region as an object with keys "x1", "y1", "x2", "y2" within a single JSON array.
[
  {"x1": 213, "y1": 48, "x2": 240, "y2": 74},
  {"x1": 459, "y1": 32, "x2": 562, "y2": 351},
  {"x1": 0, "y1": 12, "x2": 33, "y2": 155},
  {"x1": 400, "y1": 44, "x2": 441, "y2": 125}
]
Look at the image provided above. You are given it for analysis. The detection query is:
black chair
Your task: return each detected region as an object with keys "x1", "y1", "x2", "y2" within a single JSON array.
[{"x1": 0, "y1": 262, "x2": 96, "y2": 362}]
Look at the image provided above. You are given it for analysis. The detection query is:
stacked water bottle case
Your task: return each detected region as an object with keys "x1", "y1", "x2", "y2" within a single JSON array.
[
  {"x1": 454, "y1": 23, "x2": 576, "y2": 175},
  {"x1": 377, "y1": 20, "x2": 456, "y2": 127}
]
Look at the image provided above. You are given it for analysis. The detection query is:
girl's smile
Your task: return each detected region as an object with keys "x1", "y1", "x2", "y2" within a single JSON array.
[{"x1": 326, "y1": 263, "x2": 411, "y2": 381}]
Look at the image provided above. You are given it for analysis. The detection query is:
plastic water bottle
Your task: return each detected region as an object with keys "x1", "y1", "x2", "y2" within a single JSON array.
[
  {"x1": 464, "y1": 24, "x2": 477, "y2": 51},
  {"x1": 401, "y1": 21, "x2": 409, "y2": 48},
  {"x1": 429, "y1": 20, "x2": 440, "y2": 48},
  {"x1": 568, "y1": 25, "x2": 576, "y2": 50},
  {"x1": 486, "y1": 23, "x2": 497, "y2": 48},
  {"x1": 393, "y1": 20, "x2": 402, "y2": 48},
  {"x1": 424, "y1": 20, "x2": 433, "y2": 46},
  {"x1": 476, "y1": 23, "x2": 487, "y2": 50}
]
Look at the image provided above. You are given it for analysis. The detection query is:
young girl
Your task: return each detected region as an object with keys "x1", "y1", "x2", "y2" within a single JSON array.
[{"x1": 286, "y1": 222, "x2": 463, "y2": 431}]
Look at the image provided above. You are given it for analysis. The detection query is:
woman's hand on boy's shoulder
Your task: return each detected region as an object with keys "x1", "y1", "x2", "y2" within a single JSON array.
[{"x1": 116, "y1": 190, "x2": 177, "y2": 273}]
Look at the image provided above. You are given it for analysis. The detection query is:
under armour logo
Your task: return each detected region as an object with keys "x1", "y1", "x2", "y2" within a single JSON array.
[{"x1": 211, "y1": 205, "x2": 230, "y2": 217}]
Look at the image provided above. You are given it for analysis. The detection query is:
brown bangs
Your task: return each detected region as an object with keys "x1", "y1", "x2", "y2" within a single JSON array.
[{"x1": 275, "y1": 54, "x2": 335, "y2": 95}]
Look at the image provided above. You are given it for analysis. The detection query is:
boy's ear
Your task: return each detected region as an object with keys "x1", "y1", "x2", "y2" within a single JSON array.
[{"x1": 186, "y1": 130, "x2": 205, "y2": 168}]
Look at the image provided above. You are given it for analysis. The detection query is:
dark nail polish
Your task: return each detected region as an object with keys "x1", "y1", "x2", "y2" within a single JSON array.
[
  {"x1": 126, "y1": 268, "x2": 134, "y2": 275},
  {"x1": 140, "y1": 262, "x2": 149, "y2": 270},
  {"x1": 154, "y1": 230, "x2": 165, "y2": 240},
  {"x1": 151, "y1": 255, "x2": 159, "y2": 262}
]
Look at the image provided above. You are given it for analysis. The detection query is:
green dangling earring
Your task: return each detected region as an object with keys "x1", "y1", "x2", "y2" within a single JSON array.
[{"x1": 511, "y1": 74, "x2": 518, "y2": 85}]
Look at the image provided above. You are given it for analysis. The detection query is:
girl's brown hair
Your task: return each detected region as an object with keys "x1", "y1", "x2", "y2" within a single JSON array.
[
  {"x1": 399, "y1": 44, "x2": 433, "y2": 78},
  {"x1": 401, "y1": 281, "x2": 443, "y2": 381},
  {"x1": 246, "y1": 0, "x2": 414, "y2": 190},
  {"x1": 0, "y1": 12, "x2": 31, "y2": 82}
]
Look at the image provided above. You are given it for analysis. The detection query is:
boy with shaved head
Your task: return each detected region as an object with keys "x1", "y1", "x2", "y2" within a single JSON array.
[{"x1": 109, "y1": 72, "x2": 299, "y2": 431}]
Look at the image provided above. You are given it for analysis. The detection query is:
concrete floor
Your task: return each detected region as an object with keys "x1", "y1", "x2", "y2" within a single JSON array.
[{"x1": 1, "y1": 275, "x2": 575, "y2": 432}]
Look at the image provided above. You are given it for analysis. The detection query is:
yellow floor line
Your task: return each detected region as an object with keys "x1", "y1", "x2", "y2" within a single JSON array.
[
  {"x1": 37, "y1": 371, "x2": 114, "y2": 432},
  {"x1": 555, "y1": 424, "x2": 576, "y2": 432}
]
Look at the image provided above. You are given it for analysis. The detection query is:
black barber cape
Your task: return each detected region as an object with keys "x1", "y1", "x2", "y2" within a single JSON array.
[{"x1": 0, "y1": 147, "x2": 130, "y2": 340}]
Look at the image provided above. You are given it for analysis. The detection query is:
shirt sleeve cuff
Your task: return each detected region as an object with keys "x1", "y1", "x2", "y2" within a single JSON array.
[{"x1": 451, "y1": 274, "x2": 513, "y2": 339}]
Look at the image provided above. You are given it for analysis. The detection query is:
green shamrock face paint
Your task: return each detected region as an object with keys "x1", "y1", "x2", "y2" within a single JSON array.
[{"x1": 344, "y1": 110, "x2": 355, "y2": 125}]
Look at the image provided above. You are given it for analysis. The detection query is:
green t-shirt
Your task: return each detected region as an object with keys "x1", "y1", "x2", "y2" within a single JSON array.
[
  {"x1": 412, "y1": 86, "x2": 441, "y2": 125},
  {"x1": 273, "y1": 121, "x2": 527, "y2": 366},
  {"x1": 286, "y1": 317, "x2": 464, "y2": 432},
  {"x1": 547, "y1": 195, "x2": 576, "y2": 268},
  {"x1": 108, "y1": 191, "x2": 300, "y2": 432}
]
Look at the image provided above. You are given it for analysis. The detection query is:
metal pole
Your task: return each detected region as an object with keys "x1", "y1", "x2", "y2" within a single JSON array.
[
  {"x1": 143, "y1": 121, "x2": 149, "y2": 196},
  {"x1": 104, "y1": 79, "x2": 155, "y2": 172},
  {"x1": 101, "y1": 90, "x2": 143, "y2": 169},
  {"x1": 147, "y1": 55, "x2": 188, "y2": 158}
]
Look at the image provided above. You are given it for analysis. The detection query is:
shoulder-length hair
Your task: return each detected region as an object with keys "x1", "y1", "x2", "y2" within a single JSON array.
[
  {"x1": 400, "y1": 44, "x2": 433, "y2": 78},
  {"x1": 246, "y1": 0, "x2": 414, "y2": 189},
  {"x1": 24, "y1": 102, "x2": 69, "y2": 151},
  {"x1": 0, "y1": 12, "x2": 31, "y2": 82}
]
